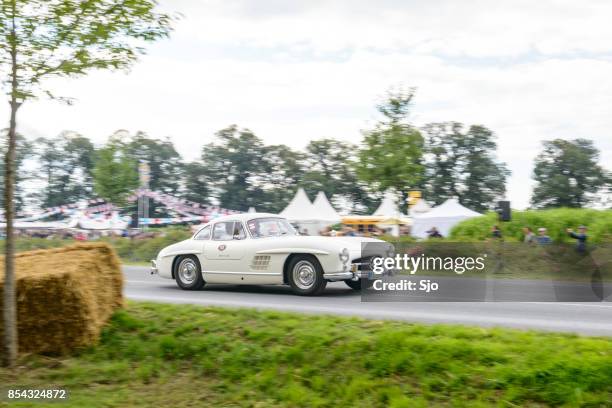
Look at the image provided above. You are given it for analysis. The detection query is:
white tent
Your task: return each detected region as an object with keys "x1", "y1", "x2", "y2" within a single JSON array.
[
  {"x1": 373, "y1": 189, "x2": 404, "y2": 218},
  {"x1": 248, "y1": 207, "x2": 256, "y2": 213},
  {"x1": 372, "y1": 189, "x2": 410, "y2": 237},
  {"x1": 312, "y1": 191, "x2": 341, "y2": 224},
  {"x1": 280, "y1": 188, "x2": 318, "y2": 220},
  {"x1": 411, "y1": 198, "x2": 481, "y2": 239},
  {"x1": 279, "y1": 188, "x2": 323, "y2": 235},
  {"x1": 409, "y1": 198, "x2": 431, "y2": 216}
]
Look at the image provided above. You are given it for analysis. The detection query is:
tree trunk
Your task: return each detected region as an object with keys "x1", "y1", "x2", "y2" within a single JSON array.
[{"x1": 2, "y1": 16, "x2": 19, "y2": 367}]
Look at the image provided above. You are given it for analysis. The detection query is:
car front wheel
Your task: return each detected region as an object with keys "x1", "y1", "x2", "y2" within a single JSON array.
[
  {"x1": 287, "y1": 255, "x2": 327, "y2": 296},
  {"x1": 174, "y1": 255, "x2": 205, "y2": 290}
]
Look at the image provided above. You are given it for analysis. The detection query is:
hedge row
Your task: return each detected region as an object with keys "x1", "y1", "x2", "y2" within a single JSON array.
[{"x1": 450, "y1": 208, "x2": 612, "y2": 243}]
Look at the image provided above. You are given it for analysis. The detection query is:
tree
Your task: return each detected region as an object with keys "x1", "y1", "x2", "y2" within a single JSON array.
[
  {"x1": 531, "y1": 139, "x2": 609, "y2": 208},
  {"x1": 92, "y1": 142, "x2": 138, "y2": 207},
  {"x1": 356, "y1": 88, "x2": 424, "y2": 212},
  {"x1": 124, "y1": 132, "x2": 183, "y2": 195},
  {"x1": 35, "y1": 131, "x2": 95, "y2": 207},
  {"x1": 181, "y1": 161, "x2": 211, "y2": 205},
  {"x1": 201, "y1": 126, "x2": 268, "y2": 211},
  {"x1": 260, "y1": 144, "x2": 304, "y2": 213},
  {"x1": 423, "y1": 122, "x2": 509, "y2": 212},
  {"x1": 302, "y1": 139, "x2": 376, "y2": 214},
  {"x1": 0, "y1": 0, "x2": 172, "y2": 367}
]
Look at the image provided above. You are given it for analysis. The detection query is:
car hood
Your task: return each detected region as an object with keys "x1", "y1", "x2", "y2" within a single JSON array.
[{"x1": 264, "y1": 235, "x2": 391, "y2": 259}]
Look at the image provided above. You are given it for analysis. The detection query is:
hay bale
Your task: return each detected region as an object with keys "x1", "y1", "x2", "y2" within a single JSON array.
[{"x1": 0, "y1": 243, "x2": 123, "y2": 355}]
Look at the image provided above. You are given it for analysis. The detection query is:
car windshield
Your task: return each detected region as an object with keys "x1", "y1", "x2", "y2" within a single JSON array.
[{"x1": 247, "y1": 217, "x2": 297, "y2": 238}]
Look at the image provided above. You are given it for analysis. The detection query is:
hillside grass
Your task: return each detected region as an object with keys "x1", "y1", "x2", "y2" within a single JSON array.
[{"x1": 1, "y1": 302, "x2": 610, "y2": 407}]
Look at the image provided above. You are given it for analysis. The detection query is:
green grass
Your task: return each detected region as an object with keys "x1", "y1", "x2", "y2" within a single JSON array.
[{"x1": 1, "y1": 302, "x2": 611, "y2": 407}]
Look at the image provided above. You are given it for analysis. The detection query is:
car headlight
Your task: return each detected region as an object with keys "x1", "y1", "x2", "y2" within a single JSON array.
[{"x1": 339, "y1": 248, "x2": 350, "y2": 264}]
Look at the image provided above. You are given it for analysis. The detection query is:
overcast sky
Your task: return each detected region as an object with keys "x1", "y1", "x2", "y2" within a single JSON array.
[{"x1": 4, "y1": 0, "x2": 612, "y2": 209}]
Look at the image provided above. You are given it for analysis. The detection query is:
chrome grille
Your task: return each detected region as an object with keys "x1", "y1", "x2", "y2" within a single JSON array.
[{"x1": 250, "y1": 255, "x2": 271, "y2": 270}]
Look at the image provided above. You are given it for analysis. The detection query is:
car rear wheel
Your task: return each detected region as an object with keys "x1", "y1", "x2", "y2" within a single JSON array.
[
  {"x1": 174, "y1": 255, "x2": 205, "y2": 290},
  {"x1": 287, "y1": 255, "x2": 327, "y2": 296},
  {"x1": 344, "y1": 279, "x2": 373, "y2": 290}
]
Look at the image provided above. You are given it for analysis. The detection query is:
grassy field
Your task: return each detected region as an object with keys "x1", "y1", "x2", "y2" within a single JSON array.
[{"x1": 1, "y1": 302, "x2": 611, "y2": 407}]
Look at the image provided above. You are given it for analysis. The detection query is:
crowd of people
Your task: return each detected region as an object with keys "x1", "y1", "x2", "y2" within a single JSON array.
[
  {"x1": 504, "y1": 225, "x2": 589, "y2": 253},
  {"x1": 422, "y1": 223, "x2": 591, "y2": 253}
]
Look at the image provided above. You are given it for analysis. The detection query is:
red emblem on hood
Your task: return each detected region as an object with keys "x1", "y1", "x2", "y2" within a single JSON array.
[{"x1": 218, "y1": 244, "x2": 226, "y2": 251}]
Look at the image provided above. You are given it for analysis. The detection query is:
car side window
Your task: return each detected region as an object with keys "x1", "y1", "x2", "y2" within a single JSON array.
[
  {"x1": 194, "y1": 225, "x2": 211, "y2": 240},
  {"x1": 212, "y1": 221, "x2": 247, "y2": 241},
  {"x1": 212, "y1": 222, "x2": 234, "y2": 241}
]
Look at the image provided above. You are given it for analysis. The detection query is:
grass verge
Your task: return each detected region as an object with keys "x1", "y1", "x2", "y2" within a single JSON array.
[{"x1": 1, "y1": 302, "x2": 611, "y2": 407}]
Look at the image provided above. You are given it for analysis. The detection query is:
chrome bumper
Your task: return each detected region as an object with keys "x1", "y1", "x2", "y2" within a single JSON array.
[
  {"x1": 150, "y1": 259, "x2": 158, "y2": 275},
  {"x1": 323, "y1": 271, "x2": 353, "y2": 281},
  {"x1": 323, "y1": 263, "x2": 386, "y2": 282}
]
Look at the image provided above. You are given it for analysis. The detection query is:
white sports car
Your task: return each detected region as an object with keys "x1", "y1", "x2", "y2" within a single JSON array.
[{"x1": 151, "y1": 213, "x2": 393, "y2": 295}]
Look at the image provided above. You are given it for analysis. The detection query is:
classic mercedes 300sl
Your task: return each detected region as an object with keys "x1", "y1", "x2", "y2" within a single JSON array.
[{"x1": 151, "y1": 213, "x2": 393, "y2": 295}]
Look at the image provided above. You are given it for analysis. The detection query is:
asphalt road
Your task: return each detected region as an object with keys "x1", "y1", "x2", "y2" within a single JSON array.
[{"x1": 123, "y1": 265, "x2": 612, "y2": 336}]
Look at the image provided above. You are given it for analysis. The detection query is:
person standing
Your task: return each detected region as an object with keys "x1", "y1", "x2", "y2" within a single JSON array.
[
  {"x1": 567, "y1": 226, "x2": 588, "y2": 254},
  {"x1": 523, "y1": 227, "x2": 536, "y2": 244},
  {"x1": 536, "y1": 228, "x2": 552, "y2": 245},
  {"x1": 426, "y1": 226, "x2": 443, "y2": 239},
  {"x1": 491, "y1": 225, "x2": 502, "y2": 240}
]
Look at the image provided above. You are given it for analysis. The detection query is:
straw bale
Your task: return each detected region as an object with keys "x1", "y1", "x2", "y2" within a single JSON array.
[{"x1": 0, "y1": 243, "x2": 123, "y2": 355}]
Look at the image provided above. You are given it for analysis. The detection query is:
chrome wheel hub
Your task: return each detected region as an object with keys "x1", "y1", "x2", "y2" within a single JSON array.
[
  {"x1": 293, "y1": 260, "x2": 316, "y2": 289},
  {"x1": 178, "y1": 258, "x2": 198, "y2": 284}
]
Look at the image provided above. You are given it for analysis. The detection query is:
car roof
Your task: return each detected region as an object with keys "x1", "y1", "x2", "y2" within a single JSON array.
[{"x1": 205, "y1": 212, "x2": 283, "y2": 224}]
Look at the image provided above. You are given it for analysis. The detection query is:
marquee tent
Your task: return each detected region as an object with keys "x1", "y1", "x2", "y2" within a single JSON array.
[
  {"x1": 372, "y1": 189, "x2": 410, "y2": 236},
  {"x1": 280, "y1": 188, "x2": 340, "y2": 235},
  {"x1": 411, "y1": 198, "x2": 481, "y2": 239},
  {"x1": 373, "y1": 189, "x2": 404, "y2": 218},
  {"x1": 409, "y1": 198, "x2": 431, "y2": 216},
  {"x1": 312, "y1": 191, "x2": 341, "y2": 224}
]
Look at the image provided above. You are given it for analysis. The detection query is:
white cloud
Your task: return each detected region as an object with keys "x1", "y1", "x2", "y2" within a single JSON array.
[{"x1": 2, "y1": 0, "x2": 612, "y2": 209}]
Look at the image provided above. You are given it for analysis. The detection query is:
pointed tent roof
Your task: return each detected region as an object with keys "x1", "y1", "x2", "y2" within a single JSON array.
[
  {"x1": 248, "y1": 207, "x2": 256, "y2": 213},
  {"x1": 279, "y1": 188, "x2": 319, "y2": 221},
  {"x1": 312, "y1": 191, "x2": 341, "y2": 223},
  {"x1": 409, "y1": 198, "x2": 431, "y2": 216},
  {"x1": 373, "y1": 189, "x2": 405, "y2": 218},
  {"x1": 414, "y1": 198, "x2": 480, "y2": 219}
]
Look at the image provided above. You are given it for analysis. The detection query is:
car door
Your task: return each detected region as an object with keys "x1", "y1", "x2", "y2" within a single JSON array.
[{"x1": 202, "y1": 220, "x2": 249, "y2": 283}]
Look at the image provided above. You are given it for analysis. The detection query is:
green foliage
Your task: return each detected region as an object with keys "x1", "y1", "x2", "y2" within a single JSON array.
[
  {"x1": 123, "y1": 131, "x2": 183, "y2": 195},
  {"x1": 451, "y1": 208, "x2": 612, "y2": 243},
  {"x1": 423, "y1": 122, "x2": 509, "y2": 212},
  {"x1": 532, "y1": 139, "x2": 610, "y2": 208},
  {"x1": 357, "y1": 88, "x2": 425, "y2": 212},
  {"x1": 92, "y1": 143, "x2": 139, "y2": 206},
  {"x1": 35, "y1": 131, "x2": 95, "y2": 207},
  {"x1": 200, "y1": 125, "x2": 269, "y2": 212},
  {"x1": 2, "y1": 302, "x2": 610, "y2": 406},
  {"x1": 261, "y1": 143, "x2": 305, "y2": 213},
  {"x1": 302, "y1": 139, "x2": 377, "y2": 214},
  {"x1": 0, "y1": 0, "x2": 173, "y2": 102},
  {"x1": 181, "y1": 161, "x2": 210, "y2": 205},
  {"x1": 199, "y1": 127, "x2": 367, "y2": 213}
]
